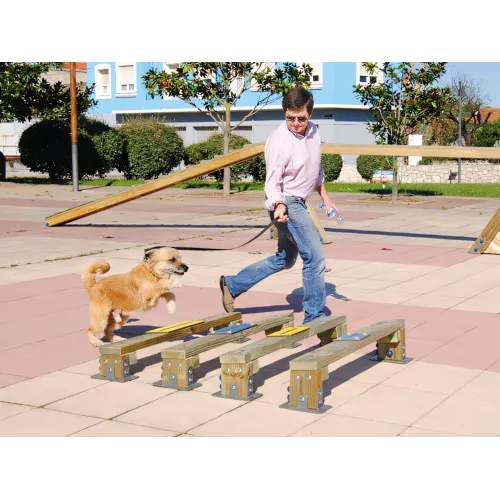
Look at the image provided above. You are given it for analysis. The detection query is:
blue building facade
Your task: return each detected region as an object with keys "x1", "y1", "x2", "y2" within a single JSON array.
[{"x1": 86, "y1": 62, "x2": 378, "y2": 164}]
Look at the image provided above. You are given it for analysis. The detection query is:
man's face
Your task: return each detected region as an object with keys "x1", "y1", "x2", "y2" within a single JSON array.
[{"x1": 285, "y1": 105, "x2": 310, "y2": 136}]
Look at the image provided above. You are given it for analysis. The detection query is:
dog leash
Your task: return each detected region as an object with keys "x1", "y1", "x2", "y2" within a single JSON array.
[{"x1": 145, "y1": 222, "x2": 274, "y2": 253}]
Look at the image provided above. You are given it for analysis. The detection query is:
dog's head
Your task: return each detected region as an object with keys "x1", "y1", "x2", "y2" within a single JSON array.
[{"x1": 144, "y1": 246, "x2": 189, "y2": 278}]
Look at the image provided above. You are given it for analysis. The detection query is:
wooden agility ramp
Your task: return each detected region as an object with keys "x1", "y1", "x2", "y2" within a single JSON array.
[
  {"x1": 46, "y1": 142, "x2": 500, "y2": 229},
  {"x1": 470, "y1": 207, "x2": 500, "y2": 255}
]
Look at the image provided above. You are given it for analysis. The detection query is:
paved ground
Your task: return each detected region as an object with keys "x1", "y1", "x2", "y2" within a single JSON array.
[{"x1": 0, "y1": 181, "x2": 499, "y2": 436}]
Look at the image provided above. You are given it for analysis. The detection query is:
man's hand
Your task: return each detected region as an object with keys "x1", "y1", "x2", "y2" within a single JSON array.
[
  {"x1": 323, "y1": 197, "x2": 340, "y2": 216},
  {"x1": 274, "y1": 203, "x2": 288, "y2": 223}
]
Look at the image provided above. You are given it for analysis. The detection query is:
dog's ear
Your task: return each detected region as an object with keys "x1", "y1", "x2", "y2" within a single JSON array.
[{"x1": 144, "y1": 246, "x2": 165, "y2": 261}]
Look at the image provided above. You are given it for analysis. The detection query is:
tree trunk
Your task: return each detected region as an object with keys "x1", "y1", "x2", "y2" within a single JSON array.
[
  {"x1": 223, "y1": 103, "x2": 231, "y2": 197},
  {"x1": 392, "y1": 156, "x2": 402, "y2": 202}
]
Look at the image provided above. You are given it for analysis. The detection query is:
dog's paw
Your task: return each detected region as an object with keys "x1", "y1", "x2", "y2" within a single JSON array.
[
  {"x1": 166, "y1": 300, "x2": 176, "y2": 314},
  {"x1": 112, "y1": 335, "x2": 126, "y2": 343},
  {"x1": 88, "y1": 336, "x2": 103, "y2": 347}
]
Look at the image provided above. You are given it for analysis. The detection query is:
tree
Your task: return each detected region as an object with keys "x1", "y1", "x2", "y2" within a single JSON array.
[
  {"x1": 142, "y1": 62, "x2": 313, "y2": 196},
  {"x1": 445, "y1": 73, "x2": 492, "y2": 147},
  {"x1": 0, "y1": 62, "x2": 96, "y2": 123},
  {"x1": 353, "y1": 62, "x2": 454, "y2": 200}
]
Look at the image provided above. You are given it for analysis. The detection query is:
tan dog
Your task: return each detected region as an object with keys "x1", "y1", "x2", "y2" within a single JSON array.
[{"x1": 83, "y1": 246, "x2": 188, "y2": 347}]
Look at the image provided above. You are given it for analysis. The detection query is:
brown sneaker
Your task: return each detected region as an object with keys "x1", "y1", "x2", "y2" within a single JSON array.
[{"x1": 219, "y1": 276, "x2": 235, "y2": 313}]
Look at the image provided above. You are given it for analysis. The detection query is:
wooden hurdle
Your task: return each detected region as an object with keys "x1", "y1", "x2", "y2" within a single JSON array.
[
  {"x1": 469, "y1": 207, "x2": 500, "y2": 255},
  {"x1": 154, "y1": 313, "x2": 294, "y2": 391},
  {"x1": 91, "y1": 312, "x2": 241, "y2": 382},
  {"x1": 280, "y1": 319, "x2": 410, "y2": 414},
  {"x1": 212, "y1": 315, "x2": 347, "y2": 401}
]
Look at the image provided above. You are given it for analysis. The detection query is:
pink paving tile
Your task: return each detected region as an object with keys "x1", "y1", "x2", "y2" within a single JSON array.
[
  {"x1": 0, "y1": 330, "x2": 99, "y2": 378},
  {"x1": 0, "y1": 305, "x2": 88, "y2": 351},
  {"x1": 404, "y1": 337, "x2": 446, "y2": 361},
  {"x1": 0, "y1": 287, "x2": 89, "y2": 325},
  {"x1": 0, "y1": 198, "x2": 77, "y2": 209},
  {"x1": 420, "y1": 340, "x2": 500, "y2": 371},
  {"x1": 0, "y1": 273, "x2": 82, "y2": 304},
  {"x1": 0, "y1": 220, "x2": 46, "y2": 236},
  {"x1": 417, "y1": 249, "x2": 476, "y2": 267},
  {"x1": 0, "y1": 374, "x2": 27, "y2": 389},
  {"x1": 406, "y1": 309, "x2": 494, "y2": 343}
]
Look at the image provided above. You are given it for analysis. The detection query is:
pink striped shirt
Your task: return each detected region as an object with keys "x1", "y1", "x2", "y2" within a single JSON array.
[{"x1": 264, "y1": 121, "x2": 324, "y2": 211}]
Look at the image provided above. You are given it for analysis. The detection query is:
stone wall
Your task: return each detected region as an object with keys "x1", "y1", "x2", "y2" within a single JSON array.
[{"x1": 399, "y1": 161, "x2": 500, "y2": 183}]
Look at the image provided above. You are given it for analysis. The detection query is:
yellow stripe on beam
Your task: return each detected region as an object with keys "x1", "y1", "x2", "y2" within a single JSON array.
[
  {"x1": 147, "y1": 320, "x2": 204, "y2": 333},
  {"x1": 267, "y1": 326, "x2": 309, "y2": 337}
]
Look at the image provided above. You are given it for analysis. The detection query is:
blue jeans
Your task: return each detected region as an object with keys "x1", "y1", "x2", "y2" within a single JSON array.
[{"x1": 225, "y1": 196, "x2": 326, "y2": 323}]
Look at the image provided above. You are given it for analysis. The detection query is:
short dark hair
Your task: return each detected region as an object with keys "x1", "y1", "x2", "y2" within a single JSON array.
[{"x1": 282, "y1": 86, "x2": 314, "y2": 114}]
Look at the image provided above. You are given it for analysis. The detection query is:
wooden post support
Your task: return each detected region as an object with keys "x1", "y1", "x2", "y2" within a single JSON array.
[
  {"x1": 218, "y1": 360, "x2": 260, "y2": 400},
  {"x1": 213, "y1": 315, "x2": 347, "y2": 401},
  {"x1": 305, "y1": 199, "x2": 330, "y2": 245},
  {"x1": 369, "y1": 325, "x2": 407, "y2": 363},
  {"x1": 281, "y1": 319, "x2": 410, "y2": 413},
  {"x1": 159, "y1": 356, "x2": 201, "y2": 390},
  {"x1": 91, "y1": 312, "x2": 241, "y2": 382},
  {"x1": 269, "y1": 223, "x2": 279, "y2": 241},
  {"x1": 469, "y1": 207, "x2": 500, "y2": 255},
  {"x1": 154, "y1": 313, "x2": 294, "y2": 391},
  {"x1": 98, "y1": 353, "x2": 135, "y2": 381}
]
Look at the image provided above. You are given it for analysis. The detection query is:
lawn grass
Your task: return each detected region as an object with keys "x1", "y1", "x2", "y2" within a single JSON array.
[
  {"x1": 5, "y1": 177, "x2": 500, "y2": 198},
  {"x1": 4, "y1": 177, "x2": 144, "y2": 187},
  {"x1": 176, "y1": 180, "x2": 500, "y2": 198}
]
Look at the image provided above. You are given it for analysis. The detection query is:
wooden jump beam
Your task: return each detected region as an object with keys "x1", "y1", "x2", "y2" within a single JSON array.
[
  {"x1": 469, "y1": 207, "x2": 500, "y2": 255},
  {"x1": 281, "y1": 319, "x2": 409, "y2": 413},
  {"x1": 45, "y1": 143, "x2": 265, "y2": 226},
  {"x1": 212, "y1": 315, "x2": 347, "y2": 401},
  {"x1": 45, "y1": 143, "x2": 500, "y2": 227},
  {"x1": 154, "y1": 313, "x2": 294, "y2": 391},
  {"x1": 91, "y1": 312, "x2": 241, "y2": 382}
]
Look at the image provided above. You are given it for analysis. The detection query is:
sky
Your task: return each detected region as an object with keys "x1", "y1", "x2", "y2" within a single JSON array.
[{"x1": 440, "y1": 63, "x2": 500, "y2": 107}]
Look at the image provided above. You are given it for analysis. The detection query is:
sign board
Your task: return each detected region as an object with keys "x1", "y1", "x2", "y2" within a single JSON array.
[{"x1": 372, "y1": 170, "x2": 394, "y2": 183}]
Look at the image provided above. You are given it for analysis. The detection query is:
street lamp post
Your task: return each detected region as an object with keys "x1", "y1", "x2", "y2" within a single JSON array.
[
  {"x1": 70, "y1": 62, "x2": 79, "y2": 192},
  {"x1": 457, "y1": 80, "x2": 463, "y2": 184}
]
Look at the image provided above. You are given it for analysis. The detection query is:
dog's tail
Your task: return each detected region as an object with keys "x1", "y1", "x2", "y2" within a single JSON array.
[{"x1": 83, "y1": 259, "x2": 110, "y2": 294}]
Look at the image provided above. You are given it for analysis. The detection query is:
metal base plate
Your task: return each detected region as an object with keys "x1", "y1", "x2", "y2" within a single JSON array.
[
  {"x1": 279, "y1": 402, "x2": 332, "y2": 414},
  {"x1": 152, "y1": 380, "x2": 202, "y2": 391},
  {"x1": 212, "y1": 390, "x2": 262, "y2": 402},
  {"x1": 369, "y1": 355, "x2": 413, "y2": 365},
  {"x1": 90, "y1": 373, "x2": 139, "y2": 383}
]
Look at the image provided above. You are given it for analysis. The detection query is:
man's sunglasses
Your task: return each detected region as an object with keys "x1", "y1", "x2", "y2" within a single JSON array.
[{"x1": 285, "y1": 116, "x2": 308, "y2": 123}]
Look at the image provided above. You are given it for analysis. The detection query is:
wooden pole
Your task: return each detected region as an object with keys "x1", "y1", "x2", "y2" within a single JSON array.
[{"x1": 70, "y1": 62, "x2": 79, "y2": 192}]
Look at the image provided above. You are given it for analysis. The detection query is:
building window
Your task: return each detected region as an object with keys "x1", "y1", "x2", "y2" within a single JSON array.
[
  {"x1": 358, "y1": 63, "x2": 383, "y2": 85},
  {"x1": 95, "y1": 64, "x2": 111, "y2": 99},
  {"x1": 116, "y1": 62, "x2": 137, "y2": 97}
]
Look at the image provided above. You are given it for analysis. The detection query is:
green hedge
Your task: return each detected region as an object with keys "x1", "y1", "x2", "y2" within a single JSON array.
[
  {"x1": 185, "y1": 133, "x2": 264, "y2": 182},
  {"x1": 19, "y1": 119, "x2": 105, "y2": 181},
  {"x1": 118, "y1": 119, "x2": 185, "y2": 179},
  {"x1": 321, "y1": 154, "x2": 343, "y2": 181},
  {"x1": 356, "y1": 155, "x2": 393, "y2": 181}
]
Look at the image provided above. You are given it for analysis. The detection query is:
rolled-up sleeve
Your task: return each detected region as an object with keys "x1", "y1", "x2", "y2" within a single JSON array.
[
  {"x1": 264, "y1": 134, "x2": 286, "y2": 211},
  {"x1": 316, "y1": 167, "x2": 325, "y2": 188}
]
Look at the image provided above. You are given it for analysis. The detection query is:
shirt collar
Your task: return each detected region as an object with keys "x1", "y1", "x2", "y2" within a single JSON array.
[{"x1": 284, "y1": 121, "x2": 314, "y2": 139}]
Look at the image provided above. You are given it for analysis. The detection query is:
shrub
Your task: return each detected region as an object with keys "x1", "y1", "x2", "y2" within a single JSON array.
[
  {"x1": 418, "y1": 156, "x2": 456, "y2": 165},
  {"x1": 91, "y1": 129, "x2": 127, "y2": 175},
  {"x1": 321, "y1": 154, "x2": 343, "y2": 182},
  {"x1": 19, "y1": 119, "x2": 103, "y2": 181},
  {"x1": 356, "y1": 155, "x2": 393, "y2": 181},
  {"x1": 118, "y1": 118, "x2": 185, "y2": 179},
  {"x1": 185, "y1": 133, "x2": 264, "y2": 182}
]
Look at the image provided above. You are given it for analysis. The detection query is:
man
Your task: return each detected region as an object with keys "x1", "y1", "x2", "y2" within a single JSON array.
[{"x1": 220, "y1": 86, "x2": 339, "y2": 323}]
